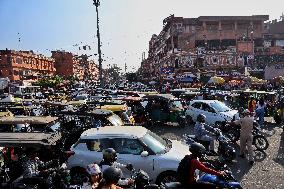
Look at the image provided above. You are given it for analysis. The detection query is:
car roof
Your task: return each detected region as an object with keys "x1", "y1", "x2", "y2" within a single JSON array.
[
  {"x1": 190, "y1": 100, "x2": 219, "y2": 104},
  {"x1": 81, "y1": 126, "x2": 148, "y2": 139}
]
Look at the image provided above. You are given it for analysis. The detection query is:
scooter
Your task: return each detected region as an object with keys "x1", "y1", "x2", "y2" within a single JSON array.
[{"x1": 184, "y1": 129, "x2": 236, "y2": 162}]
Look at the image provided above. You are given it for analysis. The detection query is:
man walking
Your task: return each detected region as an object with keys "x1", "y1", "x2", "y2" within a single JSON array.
[{"x1": 234, "y1": 109, "x2": 255, "y2": 165}]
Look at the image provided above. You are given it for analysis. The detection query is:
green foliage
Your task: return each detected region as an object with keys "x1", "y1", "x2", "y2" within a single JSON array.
[{"x1": 126, "y1": 72, "x2": 138, "y2": 82}]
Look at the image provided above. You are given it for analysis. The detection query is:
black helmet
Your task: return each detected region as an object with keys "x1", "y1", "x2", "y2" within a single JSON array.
[
  {"x1": 102, "y1": 148, "x2": 117, "y2": 163},
  {"x1": 197, "y1": 114, "x2": 206, "y2": 123},
  {"x1": 189, "y1": 142, "x2": 206, "y2": 157},
  {"x1": 103, "y1": 166, "x2": 122, "y2": 185}
]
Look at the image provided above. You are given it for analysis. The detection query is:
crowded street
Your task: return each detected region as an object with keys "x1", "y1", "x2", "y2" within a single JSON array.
[{"x1": 1, "y1": 0, "x2": 284, "y2": 188}]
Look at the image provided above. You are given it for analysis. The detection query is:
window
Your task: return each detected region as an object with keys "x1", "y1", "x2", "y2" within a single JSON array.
[
  {"x1": 192, "y1": 102, "x2": 202, "y2": 109},
  {"x1": 112, "y1": 138, "x2": 144, "y2": 155},
  {"x1": 86, "y1": 139, "x2": 111, "y2": 152},
  {"x1": 202, "y1": 103, "x2": 215, "y2": 113},
  {"x1": 13, "y1": 70, "x2": 19, "y2": 75},
  {"x1": 16, "y1": 57, "x2": 22, "y2": 64}
]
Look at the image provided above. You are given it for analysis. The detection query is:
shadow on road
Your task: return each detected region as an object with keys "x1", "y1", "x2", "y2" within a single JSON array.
[{"x1": 273, "y1": 131, "x2": 284, "y2": 166}]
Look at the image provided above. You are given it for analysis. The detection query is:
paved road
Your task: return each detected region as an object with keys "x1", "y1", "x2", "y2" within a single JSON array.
[{"x1": 148, "y1": 122, "x2": 284, "y2": 189}]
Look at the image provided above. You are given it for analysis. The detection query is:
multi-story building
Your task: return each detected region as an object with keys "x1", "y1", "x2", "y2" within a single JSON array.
[
  {"x1": 0, "y1": 49, "x2": 55, "y2": 81},
  {"x1": 51, "y1": 50, "x2": 99, "y2": 81},
  {"x1": 141, "y1": 15, "x2": 271, "y2": 81}
]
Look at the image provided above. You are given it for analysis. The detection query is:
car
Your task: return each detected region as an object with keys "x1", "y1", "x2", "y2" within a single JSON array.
[
  {"x1": 66, "y1": 126, "x2": 190, "y2": 184},
  {"x1": 185, "y1": 100, "x2": 238, "y2": 126}
]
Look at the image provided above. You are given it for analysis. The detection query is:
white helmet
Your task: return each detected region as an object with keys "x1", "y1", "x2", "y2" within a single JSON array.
[{"x1": 86, "y1": 164, "x2": 101, "y2": 175}]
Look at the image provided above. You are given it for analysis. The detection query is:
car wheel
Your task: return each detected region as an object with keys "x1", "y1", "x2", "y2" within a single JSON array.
[
  {"x1": 186, "y1": 115, "x2": 193, "y2": 126},
  {"x1": 156, "y1": 171, "x2": 177, "y2": 185}
]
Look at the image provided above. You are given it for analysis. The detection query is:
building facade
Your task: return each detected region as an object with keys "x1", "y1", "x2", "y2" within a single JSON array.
[
  {"x1": 140, "y1": 15, "x2": 284, "y2": 81},
  {"x1": 0, "y1": 49, "x2": 55, "y2": 81},
  {"x1": 51, "y1": 50, "x2": 99, "y2": 81}
]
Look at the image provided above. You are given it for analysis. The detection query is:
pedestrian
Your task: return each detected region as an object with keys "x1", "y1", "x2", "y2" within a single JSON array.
[
  {"x1": 248, "y1": 97, "x2": 256, "y2": 113},
  {"x1": 256, "y1": 97, "x2": 266, "y2": 128},
  {"x1": 234, "y1": 109, "x2": 255, "y2": 165}
]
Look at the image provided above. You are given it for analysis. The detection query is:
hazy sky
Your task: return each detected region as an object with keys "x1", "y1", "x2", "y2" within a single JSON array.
[{"x1": 0, "y1": 0, "x2": 283, "y2": 72}]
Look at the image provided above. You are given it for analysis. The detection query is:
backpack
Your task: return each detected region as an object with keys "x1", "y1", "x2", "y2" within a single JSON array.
[{"x1": 176, "y1": 155, "x2": 193, "y2": 185}]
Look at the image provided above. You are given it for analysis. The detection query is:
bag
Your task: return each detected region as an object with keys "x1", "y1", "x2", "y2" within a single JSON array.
[{"x1": 176, "y1": 155, "x2": 192, "y2": 185}]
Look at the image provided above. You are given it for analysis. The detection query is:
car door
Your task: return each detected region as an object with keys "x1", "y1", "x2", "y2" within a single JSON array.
[
  {"x1": 200, "y1": 103, "x2": 217, "y2": 125},
  {"x1": 111, "y1": 138, "x2": 156, "y2": 180},
  {"x1": 74, "y1": 138, "x2": 112, "y2": 166}
]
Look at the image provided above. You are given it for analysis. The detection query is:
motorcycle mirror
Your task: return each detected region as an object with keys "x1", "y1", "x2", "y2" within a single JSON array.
[{"x1": 141, "y1": 151, "x2": 149, "y2": 157}]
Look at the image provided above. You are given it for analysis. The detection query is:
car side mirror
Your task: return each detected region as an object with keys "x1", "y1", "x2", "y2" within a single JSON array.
[{"x1": 141, "y1": 151, "x2": 149, "y2": 157}]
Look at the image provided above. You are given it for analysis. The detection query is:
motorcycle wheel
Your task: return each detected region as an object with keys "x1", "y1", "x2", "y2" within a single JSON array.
[{"x1": 253, "y1": 135, "x2": 269, "y2": 151}]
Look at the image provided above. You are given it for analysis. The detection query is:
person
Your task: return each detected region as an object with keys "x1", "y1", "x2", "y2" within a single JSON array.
[
  {"x1": 99, "y1": 148, "x2": 134, "y2": 186},
  {"x1": 97, "y1": 167, "x2": 123, "y2": 189},
  {"x1": 248, "y1": 97, "x2": 256, "y2": 113},
  {"x1": 256, "y1": 97, "x2": 266, "y2": 128},
  {"x1": 234, "y1": 109, "x2": 255, "y2": 165},
  {"x1": 178, "y1": 142, "x2": 225, "y2": 188},
  {"x1": 194, "y1": 114, "x2": 217, "y2": 154},
  {"x1": 82, "y1": 163, "x2": 102, "y2": 189},
  {"x1": 22, "y1": 148, "x2": 57, "y2": 189}
]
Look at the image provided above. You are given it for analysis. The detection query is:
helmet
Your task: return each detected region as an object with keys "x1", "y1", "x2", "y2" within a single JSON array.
[
  {"x1": 102, "y1": 166, "x2": 122, "y2": 185},
  {"x1": 86, "y1": 163, "x2": 101, "y2": 175},
  {"x1": 197, "y1": 114, "x2": 206, "y2": 123},
  {"x1": 189, "y1": 142, "x2": 206, "y2": 157},
  {"x1": 102, "y1": 148, "x2": 117, "y2": 163}
]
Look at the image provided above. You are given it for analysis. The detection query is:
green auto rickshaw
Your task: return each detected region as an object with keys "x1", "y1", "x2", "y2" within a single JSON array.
[{"x1": 142, "y1": 94, "x2": 186, "y2": 127}]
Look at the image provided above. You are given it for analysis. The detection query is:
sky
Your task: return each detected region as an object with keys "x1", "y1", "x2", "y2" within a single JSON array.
[{"x1": 0, "y1": 0, "x2": 283, "y2": 72}]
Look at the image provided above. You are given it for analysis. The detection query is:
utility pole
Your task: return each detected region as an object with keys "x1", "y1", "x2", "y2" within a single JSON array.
[{"x1": 93, "y1": 0, "x2": 103, "y2": 87}]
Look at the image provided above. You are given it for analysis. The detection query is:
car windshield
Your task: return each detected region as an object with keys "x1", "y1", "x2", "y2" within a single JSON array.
[
  {"x1": 210, "y1": 101, "x2": 231, "y2": 112},
  {"x1": 107, "y1": 114, "x2": 123, "y2": 126},
  {"x1": 141, "y1": 131, "x2": 170, "y2": 154},
  {"x1": 171, "y1": 100, "x2": 184, "y2": 109}
]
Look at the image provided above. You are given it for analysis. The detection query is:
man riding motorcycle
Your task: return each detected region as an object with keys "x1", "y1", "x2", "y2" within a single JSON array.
[
  {"x1": 179, "y1": 142, "x2": 225, "y2": 188},
  {"x1": 21, "y1": 147, "x2": 58, "y2": 189},
  {"x1": 99, "y1": 148, "x2": 134, "y2": 186},
  {"x1": 194, "y1": 114, "x2": 217, "y2": 154}
]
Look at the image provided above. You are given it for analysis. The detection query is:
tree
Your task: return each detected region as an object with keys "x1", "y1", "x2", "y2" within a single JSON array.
[{"x1": 126, "y1": 72, "x2": 138, "y2": 82}]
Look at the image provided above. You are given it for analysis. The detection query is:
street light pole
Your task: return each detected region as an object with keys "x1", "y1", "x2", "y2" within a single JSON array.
[{"x1": 93, "y1": 0, "x2": 103, "y2": 87}]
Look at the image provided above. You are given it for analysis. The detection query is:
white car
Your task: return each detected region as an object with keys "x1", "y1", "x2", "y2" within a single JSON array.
[
  {"x1": 66, "y1": 126, "x2": 190, "y2": 184},
  {"x1": 185, "y1": 100, "x2": 238, "y2": 126}
]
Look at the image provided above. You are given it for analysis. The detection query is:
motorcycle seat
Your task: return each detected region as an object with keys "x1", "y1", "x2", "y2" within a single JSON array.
[{"x1": 164, "y1": 182, "x2": 184, "y2": 189}]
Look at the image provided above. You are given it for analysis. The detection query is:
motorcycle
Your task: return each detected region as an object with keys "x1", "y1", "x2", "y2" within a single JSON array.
[
  {"x1": 0, "y1": 163, "x2": 10, "y2": 189},
  {"x1": 12, "y1": 162, "x2": 80, "y2": 189},
  {"x1": 161, "y1": 159, "x2": 242, "y2": 189},
  {"x1": 124, "y1": 165, "x2": 159, "y2": 189},
  {"x1": 184, "y1": 129, "x2": 236, "y2": 162},
  {"x1": 224, "y1": 121, "x2": 269, "y2": 151}
]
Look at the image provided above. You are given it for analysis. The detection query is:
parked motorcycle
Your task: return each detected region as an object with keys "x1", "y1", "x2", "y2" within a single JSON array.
[
  {"x1": 224, "y1": 121, "x2": 269, "y2": 151},
  {"x1": 184, "y1": 129, "x2": 236, "y2": 162},
  {"x1": 161, "y1": 159, "x2": 242, "y2": 189}
]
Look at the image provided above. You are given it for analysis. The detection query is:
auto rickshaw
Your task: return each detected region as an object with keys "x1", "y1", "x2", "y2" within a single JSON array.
[{"x1": 142, "y1": 94, "x2": 186, "y2": 127}]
